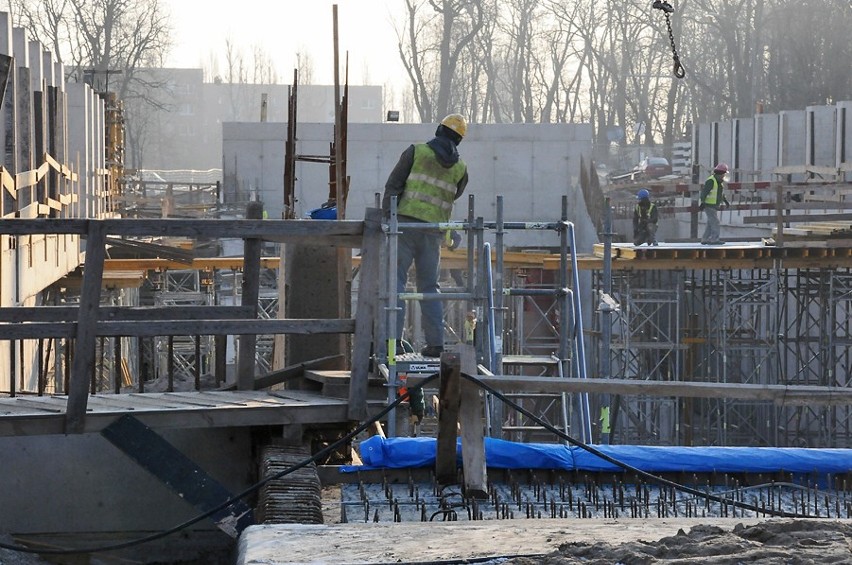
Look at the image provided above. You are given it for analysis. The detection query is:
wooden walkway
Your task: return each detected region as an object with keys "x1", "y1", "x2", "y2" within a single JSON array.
[{"x1": 0, "y1": 389, "x2": 367, "y2": 437}]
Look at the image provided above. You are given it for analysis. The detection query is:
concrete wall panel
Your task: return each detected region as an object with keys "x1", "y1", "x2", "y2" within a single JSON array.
[
  {"x1": 693, "y1": 122, "x2": 713, "y2": 178},
  {"x1": 806, "y1": 105, "x2": 836, "y2": 169},
  {"x1": 835, "y1": 101, "x2": 852, "y2": 181},
  {"x1": 714, "y1": 121, "x2": 733, "y2": 174},
  {"x1": 754, "y1": 113, "x2": 779, "y2": 182},
  {"x1": 224, "y1": 122, "x2": 596, "y2": 250},
  {"x1": 732, "y1": 118, "x2": 755, "y2": 183},
  {"x1": 779, "y1": 110, "x2": 807, "y2": 181},
  {"x1": 0, "y1": 428, "x2": 253, "y2": 533}
]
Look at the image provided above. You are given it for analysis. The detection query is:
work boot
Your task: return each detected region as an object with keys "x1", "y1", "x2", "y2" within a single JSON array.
[{"x1": 420, "y1": 345, "x2": 443, "y2": 358}]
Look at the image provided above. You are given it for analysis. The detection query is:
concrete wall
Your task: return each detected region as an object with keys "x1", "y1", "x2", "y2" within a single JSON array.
[
  {"x1": 731, "y1": 118, "x2": 755, "y2": 183},
  {"x1": 779, "y1": 110, "x2": 807, "y2": 182},
  {"x1": 692, "y1": 122, "x2": 712, "y2": 180},
  {"x1": 713, "y1": 121, "x2": 734, "y2": 175},
  {"x1": 0, "y1": 428, "x2": 253, "y2": 533},
  {"x1": 222, "y1": 122, "x2": 598, "y2": 251},
  {"x1": 753, "y1": 113, "x2": 780, "y2": 182},
  {"x1": 806, "y1": 105, "x2": 836, "y2": 170},
  {"x1": 695, "y1": 101, "x2": 852, "y2": 183},
  {"x1": 127, "y1": 69, "x2": 383, "y2": 171},
  {"x1": 0, "y1": 12, "x2": 108, "y2": 391},
  {"x1": 836, "y1": 101, "x2": 852, "y2": 181}
]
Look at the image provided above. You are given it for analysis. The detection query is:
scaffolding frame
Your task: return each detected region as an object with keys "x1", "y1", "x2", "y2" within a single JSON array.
[
  {"x1": 381, "y1": 194, "x2": 586, "y2": 440},
  {"x1": 588, "y1": 265, "x2": 852, "y2": 448},
  {"x1": 154, "y1": 270, "x2": 214, "y2": 382}
]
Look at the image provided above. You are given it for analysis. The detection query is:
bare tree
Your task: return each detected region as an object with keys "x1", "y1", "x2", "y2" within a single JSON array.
[
  {"x1": 396, "y1": 0, "x2": 484, "y2": 122},
  {"x1": 296, "y1": 50, "x2": 314, "y2": 85},
  {"x1": 763, "y1": 0, "x2": 852, "y2": 111},
  {"x1": 14, "y1": 0, "x2": 171, "y2": 95}
]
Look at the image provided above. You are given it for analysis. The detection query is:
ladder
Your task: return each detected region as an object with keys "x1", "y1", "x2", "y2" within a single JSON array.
[{"x1": 494, "y1": 354, "x2": 570, "y2": 444}]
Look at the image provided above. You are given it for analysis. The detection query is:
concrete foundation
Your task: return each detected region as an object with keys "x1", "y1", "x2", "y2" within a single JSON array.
[{"x1": 0, "y1": 427, "x2": 254, "y2": 534}]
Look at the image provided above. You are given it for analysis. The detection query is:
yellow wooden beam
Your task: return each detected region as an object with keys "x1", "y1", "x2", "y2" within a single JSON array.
[{"x1": 104, "y1": 257, "x2": 282, "y2": 271}]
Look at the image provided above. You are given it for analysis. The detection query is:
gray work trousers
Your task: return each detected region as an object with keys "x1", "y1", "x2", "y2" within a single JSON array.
[{"x1": 702, "y1": 205, "x2": 721, "y2": 243}]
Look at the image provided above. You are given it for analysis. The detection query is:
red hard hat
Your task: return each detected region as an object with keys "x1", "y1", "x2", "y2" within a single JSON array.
[{"x1": 713, "y1": 163, "x2": 729, "y2": 174}]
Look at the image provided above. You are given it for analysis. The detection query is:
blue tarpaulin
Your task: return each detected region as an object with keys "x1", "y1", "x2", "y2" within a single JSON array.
[{"x1": 346, "y1": 435, "x2": 852, "y2": 476}]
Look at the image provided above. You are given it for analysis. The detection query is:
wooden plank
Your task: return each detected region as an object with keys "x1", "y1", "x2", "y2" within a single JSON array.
[
  {"x1": 435, "y1": 352, "x2": 461, "y2": 485},
  {"x1": 349, "y1": 208, "x2": 382, "y2": 421},
  {"x1": 100, "y1": 415, "x2": 253, "y2": 537},
  {"x1": 234, "y1": 353, "x2": 343, "y2": 391},
  {"x1": 0, "y1": 305, "x2": 255, "y2": 323},
  {"x1": 0, "y1": 392, "x2": 390, "y2": 437},
  {"x1": 744, "y1": 213, "x2": 852, "y2": 224},
  {"x1": 103, "y1": 257, "x2": 282, "y2": 271},
  {"x1": 0, "y1": 217, "x2": 365, "y2": 241},
  {"x1": 0, "y1": 166, "x2": 13, "y2": 196},
  {"x1": 66, "y1": 220, "x2": 106, "y2": 434},
  {"x1": 15, "y1": 168, "x2": 37, "y2": 189},
  {"x1": 406, "y1": 374, "x2": 852, "y2": 405},
  {"x1": 0, "y1": 319, "x2": 357, "y2": 340},
  {"x1": 458, "y1": 345, "x2": 486, "y2": 498}
]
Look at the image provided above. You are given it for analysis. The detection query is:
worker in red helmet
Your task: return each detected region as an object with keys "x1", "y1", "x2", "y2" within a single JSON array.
[
  {"x1": 633, "y1": 188, "x2": 659, "y2": 246},
  {"x1": 698, "y1": 163, "x2": 730, "y2": 245}
]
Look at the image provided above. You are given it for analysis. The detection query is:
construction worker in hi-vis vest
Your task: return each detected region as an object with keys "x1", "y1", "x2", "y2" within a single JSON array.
[{"x1": 382, "y1": 114, "x2": 469, "y2": 425}]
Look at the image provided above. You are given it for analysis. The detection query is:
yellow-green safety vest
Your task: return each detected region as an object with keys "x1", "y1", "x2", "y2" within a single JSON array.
[
  {"x1": 397, "y1": 144, "x2": 466, "y2": 223},
  {"x1": 704, "y1": 176, "x2": 721, "y2": 205}
]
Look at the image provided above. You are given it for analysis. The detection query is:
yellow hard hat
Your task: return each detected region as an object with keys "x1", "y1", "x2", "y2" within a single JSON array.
[{"x1": 440, "y1": 114, "x2": 467, "y2": 138}]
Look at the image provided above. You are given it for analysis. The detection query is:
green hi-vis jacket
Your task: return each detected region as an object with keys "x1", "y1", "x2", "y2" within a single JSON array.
[{"x1": 397, "y1": 144, "x2": 467, "y2": 223}]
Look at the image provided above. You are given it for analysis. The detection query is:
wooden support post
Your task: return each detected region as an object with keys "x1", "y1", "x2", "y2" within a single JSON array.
[
  {"x1": 775, "y1": 182, "x2": 785, "y2": 247},
  {"x1": 63, "y1": 339, "x2": 70, "y2": 394},
  {"x1": 194, "y1": 335, "x2": 201, "y2": 390},
  {"x1": 167, "y1": 336, "x2": 174, "y2": 392},
  {"x1": 215, "y1": 334, "x2": 227, "y2": 386},
  {"x1": 113, "y1": 336, "x2": 121, "y2": 394},
  {"x1": 348, "y1": 208, "x2": 382, "y2": 421},
  {"x1": 458, "y1": 344, "x2": 487, "y2": 498},
  {"x1": 237, "y1": 201, "x2": 263, "y2": 390},
  {"x1": 65, "y1": 220, "x2": 105, "y2": 434},
  {"x1": 435, "y1": 351, "x2": 461, "y2": 485},
  {"x1": 37, "y1": 338, "x2": 44, "y2": 395},
  {"x1": 137, "y1": 336, "x2": 144, "y2": 392},
  {"x1": 9, "y1": 339, "x2": 15, "y2": 397}
]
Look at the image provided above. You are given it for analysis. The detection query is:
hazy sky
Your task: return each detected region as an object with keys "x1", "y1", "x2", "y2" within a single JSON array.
[{"x1": 163, "y1": 0, "x2": 406, "y2": 88}]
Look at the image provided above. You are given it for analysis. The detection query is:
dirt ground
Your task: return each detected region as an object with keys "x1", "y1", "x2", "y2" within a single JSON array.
[{"x1": 237, "y1": 518, "x2": 852, "y2": 564}]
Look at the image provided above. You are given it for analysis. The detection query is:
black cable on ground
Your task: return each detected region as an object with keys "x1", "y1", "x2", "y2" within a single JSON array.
[
  {"x1": 0, "y1": 373, "x2": 440, "y2": 556},
  {"x1": 462, "y1": 370, "x2": 807, "y2": 519}
]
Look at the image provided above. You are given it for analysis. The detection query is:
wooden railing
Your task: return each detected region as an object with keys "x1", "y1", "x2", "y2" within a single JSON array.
[{"x1": 0, "y1": 207, "x2": 382, "y2": 433}]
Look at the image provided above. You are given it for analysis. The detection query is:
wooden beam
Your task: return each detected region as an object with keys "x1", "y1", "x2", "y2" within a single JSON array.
[
  {"x1": 66, "y1": 221, "x2": 106, "y2": 434},
  {"x1": 0, "y1": 305, "x2": 255, "y2": 323},
  {"x1": 435, "y1": 352, "x2": 461, "y2": 485},
  {"x1": 0, "y1": 319, "x2": 356, "y2": 340},
  {"x1": 744, "y1": 213, "x2": 852, "y2": 224},
  {"x1": 217, "y1": 354, "x2": 344, "y2": 391},
  {"x1": 407, "y1": 374, "x2": 852, "y2": 406},
  {"x1": 0, "y1": 218, "x2": 365, "y2": 241},
  {"x1": 458, "y1": 345, "x2": 486, "y2": 498},
  {"x1": 103, "y1": 257, "x2": 282, "y2": 271},
  {"x1": 237, "y1": 202, "x2": 263, "y2": 391},
  {"x1": 348, "y1": 208, "x2": 381, "y2": 421}
]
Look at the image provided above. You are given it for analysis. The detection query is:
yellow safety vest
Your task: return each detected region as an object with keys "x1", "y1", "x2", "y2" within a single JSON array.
[
  {"x1": 397, "y1": 144, "x2": 467, "y2": 223},
  {"x1": 704, "y1": 176, "x2": 721, "y2": 205}
]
